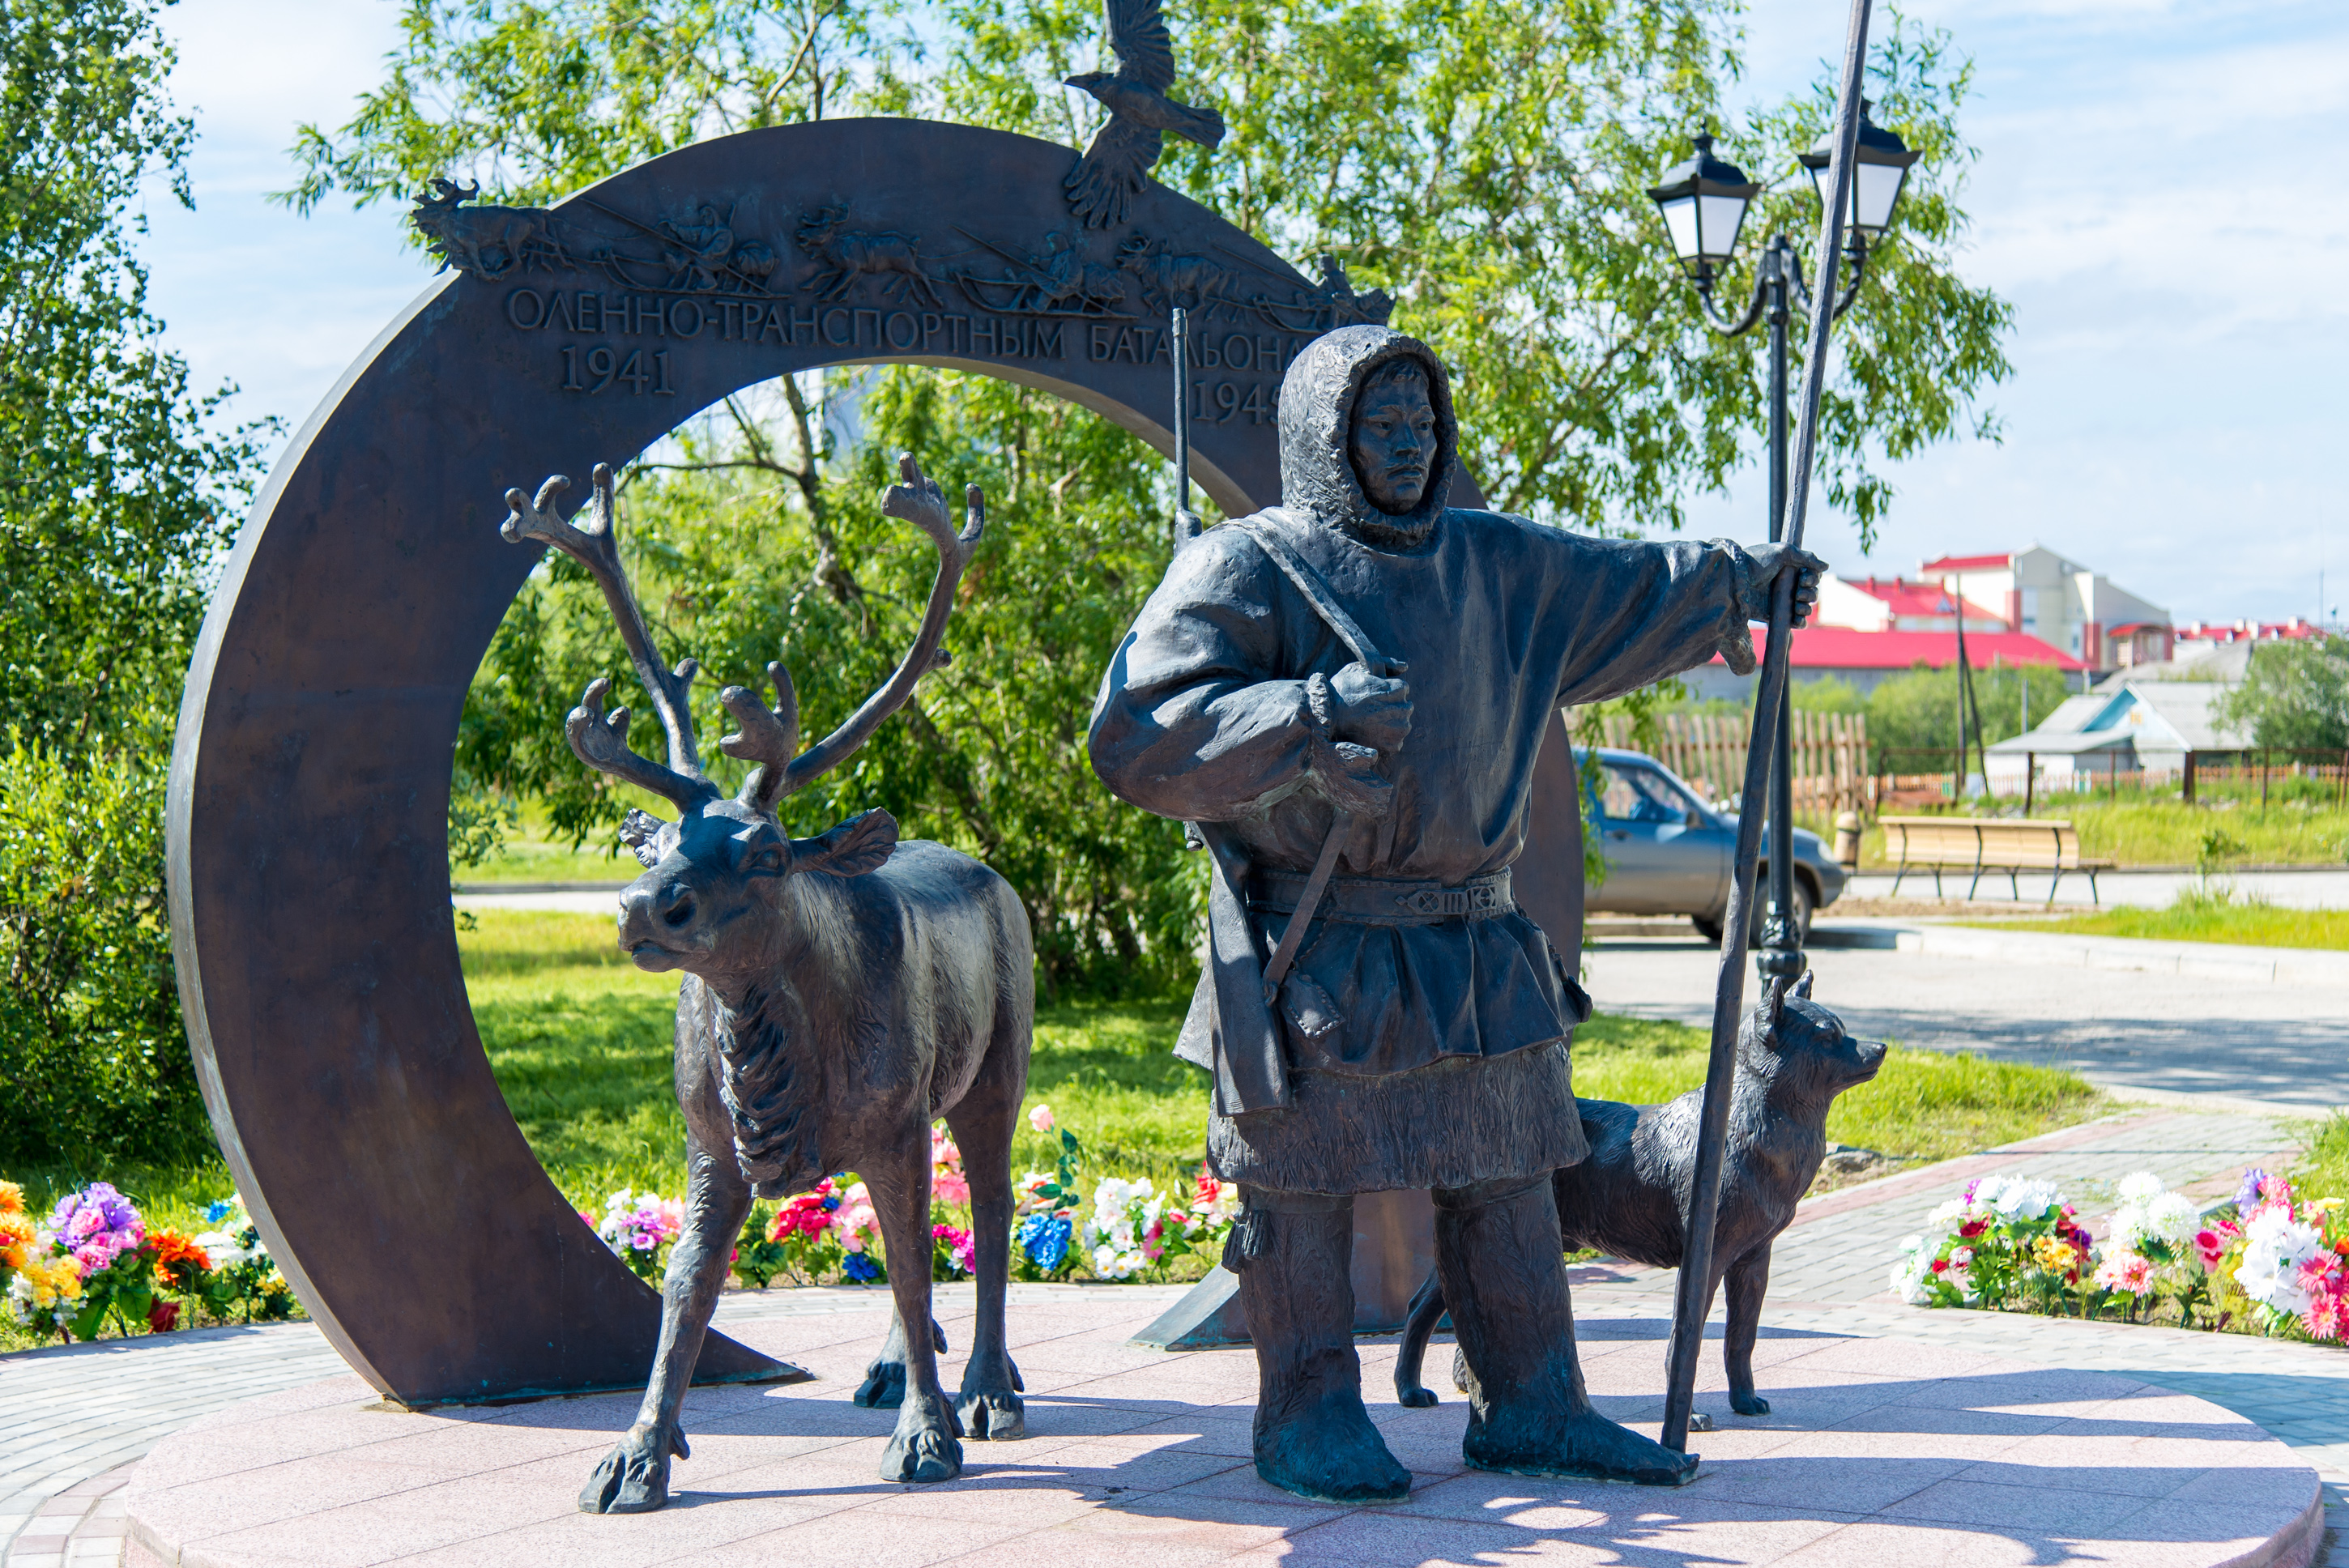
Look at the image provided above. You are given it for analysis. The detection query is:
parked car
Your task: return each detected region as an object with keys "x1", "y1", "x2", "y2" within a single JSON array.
[{"x1": 1575, "y1": 746, "x2": 1845, "y2": 944}]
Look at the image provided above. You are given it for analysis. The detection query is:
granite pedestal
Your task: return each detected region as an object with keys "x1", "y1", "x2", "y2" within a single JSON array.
[{"x1": 125, "y1": 1291, "x2": 2323, "y2": 1568}]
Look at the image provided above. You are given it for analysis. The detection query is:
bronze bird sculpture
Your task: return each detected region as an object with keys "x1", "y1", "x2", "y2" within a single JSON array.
[{"x1": 1064, "y1": 0, "x2": 1225, "y2": 229}]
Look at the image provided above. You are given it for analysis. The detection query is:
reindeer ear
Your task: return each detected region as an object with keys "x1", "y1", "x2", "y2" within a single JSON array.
[
  {"x1": 795, "y1": 809, "x2": 898, "y2": 878},
  {"x1": 1763, "y1": 975, "x2": 1788, "y2": 1031},
  {"x1": 1794, "y1": 969, "x2": 1814, "y2": 1000}
]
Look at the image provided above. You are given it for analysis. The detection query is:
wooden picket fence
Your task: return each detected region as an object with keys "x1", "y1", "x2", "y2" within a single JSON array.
[{"x1": 1585, "y1": 709, "x2": 1870, "y2": 817}]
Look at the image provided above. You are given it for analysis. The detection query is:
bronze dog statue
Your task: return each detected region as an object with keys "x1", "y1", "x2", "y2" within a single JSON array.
[{"x1": 1393, "y1": 974, "x2": 1884, "y2": 1420}]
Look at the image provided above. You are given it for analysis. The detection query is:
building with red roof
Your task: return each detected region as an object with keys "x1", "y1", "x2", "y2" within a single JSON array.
[{"x1": 1682, "y1": 621, "x2": 2087, "y2": 702}]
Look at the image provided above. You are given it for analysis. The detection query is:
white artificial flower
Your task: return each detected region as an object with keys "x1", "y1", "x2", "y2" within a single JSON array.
[
  {"x1": 1924, "y1": 1199, "x2": 1967, "y2": 1231},
  {"x1": 2117, "y1": 1171, "x2": 2164, "y2": 1207},
  {"x1": 2146, "y1": 1193, "x2": 2198, "y2": 1248},
  {"x1": 2240, "y1": 1208, "x2": 2323, "y2": 1316},
  {"x1": 1987, "y1": 1178, "x2": 2062, "y2": 1221},
  {"x1": 193, "y1": 1230, "x2": 258, "y2": 1269}
]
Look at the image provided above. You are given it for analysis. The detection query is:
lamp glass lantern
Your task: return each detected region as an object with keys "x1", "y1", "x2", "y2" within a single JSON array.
[
  {"x1": 1646, "y1": 134, "x2": 1761, "y2": 278},
  {"x1": 1798, "y1": 100, "x2": 1921, "y2": 239}
]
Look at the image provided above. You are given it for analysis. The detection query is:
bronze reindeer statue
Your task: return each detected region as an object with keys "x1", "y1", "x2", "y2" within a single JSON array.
[{"x1": 497, "y1": 456, "x2": 1034, "y2": 1513}]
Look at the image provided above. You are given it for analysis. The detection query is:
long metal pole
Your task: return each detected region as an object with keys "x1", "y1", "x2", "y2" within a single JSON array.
[
  {"x1": 1759, "y1": 239, "x2": 1801, "y2": 983},
  {"x1": 1171, "y1": 307, "x2": 1201, "y2": 549},
  {"x1": 1661, "y1": 0, "x2": 1874, "y2": 1453}
]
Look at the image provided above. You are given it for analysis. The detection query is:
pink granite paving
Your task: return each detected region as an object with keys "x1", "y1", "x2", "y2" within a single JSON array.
[{"x1": 126, "y1": 1293, "x2": 2324, "y2": 1568}]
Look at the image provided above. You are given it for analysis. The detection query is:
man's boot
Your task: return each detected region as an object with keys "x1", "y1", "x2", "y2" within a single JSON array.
[
  {"x1": 1434, "y1": 1175, "x2": 1699, "y2": 1486},
  {"x1": 1228, "y1": 1187, "x2": 1411, "y2": 1503}
]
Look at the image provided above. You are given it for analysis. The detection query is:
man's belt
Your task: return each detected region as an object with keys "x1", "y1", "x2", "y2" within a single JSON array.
[{"x1": 1250, "y1": 868, "x2": 1515, "y2": 927}]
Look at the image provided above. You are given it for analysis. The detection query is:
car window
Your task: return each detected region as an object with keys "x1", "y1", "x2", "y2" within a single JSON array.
[{"x1": 1597, "y1": 764, "x2": 1690, "y2": 824}]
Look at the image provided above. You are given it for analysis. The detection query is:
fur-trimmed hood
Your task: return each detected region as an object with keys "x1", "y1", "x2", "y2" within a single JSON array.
[{"x1": 1276, "y1": 325, "x2": 1457, "y2": 548}]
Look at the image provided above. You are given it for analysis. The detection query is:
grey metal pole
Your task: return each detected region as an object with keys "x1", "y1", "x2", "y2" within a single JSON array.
[
  {"x1": 1660, "y1": 0, "x2": 1874, "y2": 1454},
  {"x1": 1171, "y1": 307, "x2": 1200, "y2": 550},
  {"x1": 1759, "y1": 237, "x2": 1801, "y2": 983}
]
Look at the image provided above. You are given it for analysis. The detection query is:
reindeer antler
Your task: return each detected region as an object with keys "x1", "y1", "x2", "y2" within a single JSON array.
[
  {"x1": 721, "y1": 454, "x2": 984, "y2": 808},
  {"x1": 501, "y1": 465, "x2": 718, "y2": 811}
]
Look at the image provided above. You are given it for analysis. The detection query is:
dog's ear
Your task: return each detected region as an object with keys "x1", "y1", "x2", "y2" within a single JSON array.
[
  {"x1": 1763, "y1": 974, "x2": 1788, "y2": 1033},
  {"x1": 1794, "y1": 969, "x2": 1814, "y2": 1001}
]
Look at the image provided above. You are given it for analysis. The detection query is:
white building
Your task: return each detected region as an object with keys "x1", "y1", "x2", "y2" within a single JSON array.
[{"x1": 1918, "y1": 547, "x2": 2172, "y2": 675}]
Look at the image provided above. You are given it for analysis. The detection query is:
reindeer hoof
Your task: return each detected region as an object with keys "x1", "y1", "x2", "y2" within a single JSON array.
[
  {"x1": 1731, "y1": 1394, "x2": 1771, "y2": 1417},
  {"x1": 855, "y1": 1358, "x2": 910, "y2": 1409},
  {"x1": 881, "y1": 1421, "x2": 964, "y2": 1483},
  {"x1": 579, "y1": 1428, "x2": 680, "y2": 1514},
  {"x1": 1396, "y1": 1385, "x2": 1439, "y2": 1409},
  {"x1": 957, "y1": 1387, "x2": 1026, "y2": 1441}
]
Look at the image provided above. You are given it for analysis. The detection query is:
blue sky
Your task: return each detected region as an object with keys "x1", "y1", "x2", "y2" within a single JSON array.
[{"x1": 146, "y1": 0, "x2": 2347, "y2": 628}]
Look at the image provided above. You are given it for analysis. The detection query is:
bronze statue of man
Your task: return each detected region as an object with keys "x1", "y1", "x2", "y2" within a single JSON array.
[{"x1": 1088, "y1": 325, "x2": 1823, "y2": 1502}]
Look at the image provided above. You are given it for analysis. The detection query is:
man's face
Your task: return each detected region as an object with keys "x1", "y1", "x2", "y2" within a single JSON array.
[{"x1": 1349, "y1": 365, "x2": 1439, "y2": 514}]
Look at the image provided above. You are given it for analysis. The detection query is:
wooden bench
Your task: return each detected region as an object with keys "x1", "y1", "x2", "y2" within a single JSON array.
[{"x1": 1880, "y1": 816, "x2": 2115, "y2": 905}]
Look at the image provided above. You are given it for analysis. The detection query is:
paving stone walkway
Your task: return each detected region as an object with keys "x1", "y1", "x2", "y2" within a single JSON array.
[{"x1": 9, "y1": 1105, "x2": 2347, "y2": 1565}]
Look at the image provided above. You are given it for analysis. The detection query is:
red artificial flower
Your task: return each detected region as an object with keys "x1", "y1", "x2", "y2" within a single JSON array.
[
  {"x1": 149, "y1": 1228, "x2": 211, "y2": 1272},
  {"x1": 1929, "y1": 1258, "x2": 1949, "y2": 1274},
  {"x1": 147, "y1": 1300, "x2": 181, "y2": 1333},
  {"x1": 1958, "y1": 1219, "x2": 1989, "y2": 1240}
]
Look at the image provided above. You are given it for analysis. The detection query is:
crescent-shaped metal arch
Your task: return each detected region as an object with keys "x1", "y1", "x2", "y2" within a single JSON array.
[{"x1": 166, "y1": 117, "x2": 1584, "y2": 1406}]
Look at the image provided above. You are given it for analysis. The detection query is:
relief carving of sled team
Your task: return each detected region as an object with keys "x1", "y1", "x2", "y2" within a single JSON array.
[
  {"x1": 475, "y1": 0, "x2": 1886, "y2": 1520},
  {"x1": 416, "y1": 174, "x2": 1389, "y2": 335}
]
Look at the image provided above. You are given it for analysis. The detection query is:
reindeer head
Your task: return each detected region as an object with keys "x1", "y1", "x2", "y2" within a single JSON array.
[
  {"x1": 499, "y1": 457, "x2": 985, "y2": 990},
  {"x1": 795, "y1": 204, "x2": 847, "y2": 247}
]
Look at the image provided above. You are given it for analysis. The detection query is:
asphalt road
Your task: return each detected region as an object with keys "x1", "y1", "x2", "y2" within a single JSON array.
[{"x1": 1582, "y1": 929, "x2": 2349, "y2": 1113}]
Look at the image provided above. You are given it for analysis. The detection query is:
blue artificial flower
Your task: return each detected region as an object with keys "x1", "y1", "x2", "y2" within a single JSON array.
[
  {"x1": 2235, "y1": 1168, "x2": 2269, "y2": 1212},
  {"x1": 842, "y1": 1251, "x2": 884, "y2": 1284},
  {"x1": 205, "y1": 1199, "x2": 233, "y2": 1224},
  {"x1": 1018, "y1": 1213, "x2": 1072, "y2": 1272}
]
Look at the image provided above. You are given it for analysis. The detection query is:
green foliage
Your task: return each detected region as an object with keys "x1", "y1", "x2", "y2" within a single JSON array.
[
  {"x1": 279, "y1": 0, "x2": 922, "y2": 215},
  {"x1": 2219, "y1": 638, "x2": 2349, "y2": 752},
  {"x1": 1791, "y1": 675, "x2": 1866, "y2": 714},
  {"x1": 284, "y1": 0, "x2": 2014, "y2": 997},
  {"x1": 463, "y1": 375, "x2": 1203, "y2": 999},
  {"x1": 0, "y1": 740, "x2": 211, "y2": 1165},
  {"x1": 2291, "y1": 1114, "x2": 2349, "y2": 1212},
  {"x1": 1862, "y1": 661, "x2": 2076, "y2": 767},
  {"x1": 2, "y1": 0, "x2": 266, "y2": 752},
  {"x1": 0, "y1": 0, "x2": 270, "y2": 1170},
  {"x1": 936, "y1": 0, "x2": 2010, "y2": 543}
]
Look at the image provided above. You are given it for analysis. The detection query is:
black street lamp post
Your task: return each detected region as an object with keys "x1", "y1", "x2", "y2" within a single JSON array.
[{"x1": 1648, "y1": 106, "x2": 1916, "y2": 981}]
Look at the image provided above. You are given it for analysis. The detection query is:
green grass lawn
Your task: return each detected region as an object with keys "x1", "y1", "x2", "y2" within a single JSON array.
[
  {"x1": 1847, "y1": 800, "x2": 2349, "y2": 871},
  {"x1": 2, "y1": 910, "x2": 2107, "y2": 1348},
  {"x1": 1974, "y1": 891, "x2": 2349, "y2": 951},
  {"x1": 1570, "y1": 1014, "x2": 2105, "y2": 1166}
]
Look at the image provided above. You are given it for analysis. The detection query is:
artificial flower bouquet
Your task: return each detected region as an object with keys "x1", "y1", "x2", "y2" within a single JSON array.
[
  {"x1": 2214, "y1": 1168, "x2": 2349, "y2": 1341},
  {"x1": 1083, "y1": 1170, "x2": 1242, "y2": 1281},
  {"x1": 1892, "y1": 1167, "x2": 2341, "y2": 1336},
  {"x1": 746, "y1": 1176, "x2": 886, "y2": 1286},
  {"x1": 1013, "y1": 1118, "x2": 1086, "y2": 1281},
  {"x1": 1892, "y1": 1174, "x2": 2099, "y2": 1316},
  {"x1": 189, "y1": 1195, "x2": 299, "y2": 1324},
  {"x1": 589, "y1": 1188, "x2": 684, "y2": 1282}
]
